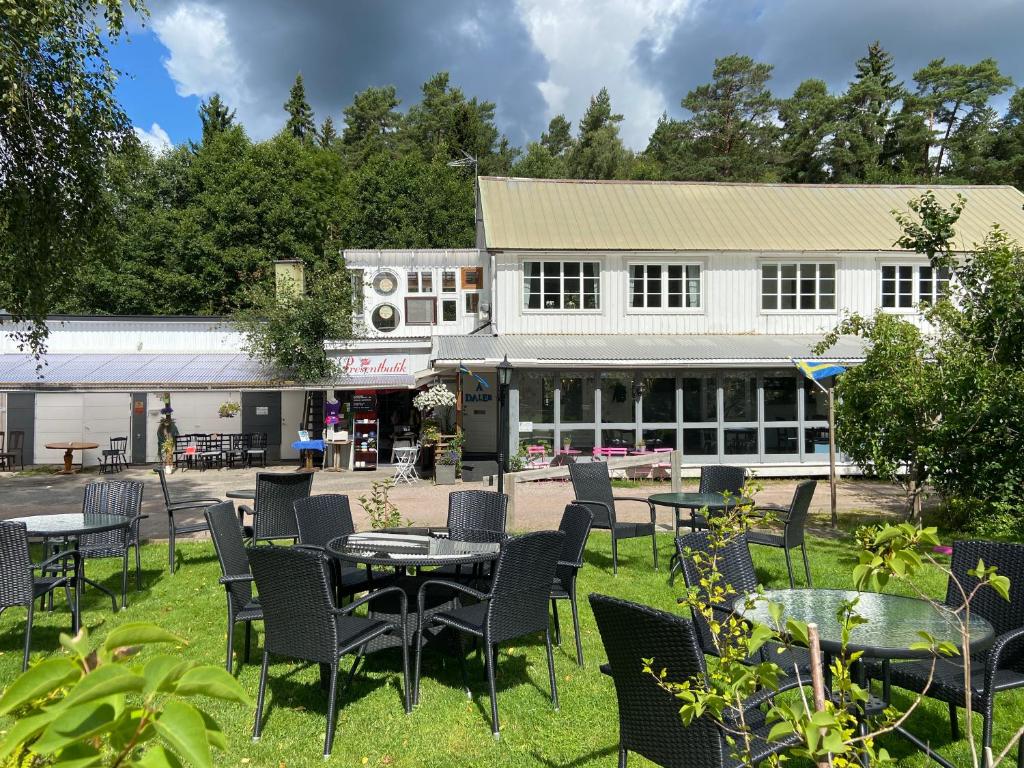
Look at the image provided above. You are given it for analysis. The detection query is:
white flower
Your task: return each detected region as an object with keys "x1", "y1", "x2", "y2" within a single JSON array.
[{"x1": 413, "y1": 383, "x2": 456, "y2": 412}]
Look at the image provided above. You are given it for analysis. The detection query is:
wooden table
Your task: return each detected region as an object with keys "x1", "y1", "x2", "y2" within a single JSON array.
[{"x1": 45, "y1": 442, "x2": 99, "y2": 474}]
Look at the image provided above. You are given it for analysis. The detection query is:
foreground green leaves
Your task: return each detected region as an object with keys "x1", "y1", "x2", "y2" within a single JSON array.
[{"x1": 0, "y1": 623, "x2": 251, "y2": 767}]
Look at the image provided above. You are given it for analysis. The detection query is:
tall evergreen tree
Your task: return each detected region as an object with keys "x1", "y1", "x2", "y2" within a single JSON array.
[
  {"x1": 318, "y1": 116, "x2": 338, "y2": 149},
  {"x1": 198, "y1": 94, "x2": 236, "y2": 145},
  {"x1": 778, "y1": 79, "x2": 836, "y2": 183},
  {"x1": 284, "y1": 73, "x2": 316, "y2": 142},
  {"x1": 969, "y1": 88, "x2": 1024, "y2": 186},
  {"x1": 341, "y1": 85, "x2": 402, "y2": 160},
  {"x1": 566, "y1": 87, "x2": 632, "y2": 179},
  {"x1": 540, "y1": 115, "x2": 573, "y2": 156}
]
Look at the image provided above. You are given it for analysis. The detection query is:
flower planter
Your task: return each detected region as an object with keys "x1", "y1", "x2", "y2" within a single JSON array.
[{"x1": 434, "y1": 463, "x2": 457, "y2": 485}]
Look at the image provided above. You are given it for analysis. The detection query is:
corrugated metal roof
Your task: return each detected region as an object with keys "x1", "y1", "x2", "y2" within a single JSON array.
[
  {"x1": 433, "y1": 334, "x2": 863, "y2": 365},
  {"x1": 478, "y1": 177, "x2": 1024, "y2": 252}
]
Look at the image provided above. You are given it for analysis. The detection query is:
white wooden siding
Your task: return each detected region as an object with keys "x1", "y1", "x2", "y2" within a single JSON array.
[
  {"x1": 495, "y1": 250, "x2": 931, "y2": 335},
  {"x1": 34, "y1": 392, "x2": 130, "y2": 467},
  {"x1": 144, "y1": 391, "x2": 239, "y2": 462}
]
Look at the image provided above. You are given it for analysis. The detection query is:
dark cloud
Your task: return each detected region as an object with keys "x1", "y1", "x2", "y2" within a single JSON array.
[
  {"x1": 200, "y1": 0, "x2": 550, "y2": 145},
  {"x1": 636, "y1": 0, "x2": 1024, "y2": 120}
]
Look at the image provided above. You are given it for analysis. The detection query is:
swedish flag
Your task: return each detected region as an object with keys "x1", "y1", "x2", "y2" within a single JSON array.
[{"x1": 793, "y1": 359, "x2": 846, "y2": 381}]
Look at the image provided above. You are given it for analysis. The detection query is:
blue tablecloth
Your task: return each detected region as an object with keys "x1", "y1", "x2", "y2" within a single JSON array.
[{"x1": 291, "y1": 439, "x2": 325, "y2": 452}]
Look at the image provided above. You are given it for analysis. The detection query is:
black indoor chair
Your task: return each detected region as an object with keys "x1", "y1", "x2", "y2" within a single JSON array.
[
  {"x1": 173, "y1": 435, "x2": 193, "y2": 470},
  {"x1": 0, "y1": 430, "x2": 25, "y2": 472},
  {"x1": 239, "y1": 471, "x2": 314, "y2": 544},
  {"x1": 79, "y1": 479, "x2": 146, "y2": 609},
  {"x1": 197, "y1": 434, "x2": 223, "y2": 471},
  {"x1": 246, "y1": 432, "x2": 268, "y2": 468},
  {"x1": 155, "y1": 466, "x2": 223, "y2": 573},
  {"x1": 880, "y1": 540, "x2": 1024, "y2": 766},
  {"x1": 100, "y1": 436, "x2": 128, "y2": 474},
  {"x1": 676, "y1": 530, "x2": 811, "y2": 681},
  {"x1": 249, "y1": 546, "x2": 411, "y2": 758},
  {"x1": 569, "y1": 461, "x2": 658, "y2": 576},
  {"x1": 550, "y1": 503, "x2": 593, "y2": 667},
  {"x1": 413, "y1": 530, "x2": 565, "y2": 738},
  {"x1": 590, "y1": 593, "x2": 801, "y2": 768},
  {"x1": 0, "y1": 521, "x2": 80, "y2": 671},
  {"x1": 747, "y1": 479, "x2": 817, "y2": 588},
  {"x1": 222, "y1": 434, "x2": 245, "y2": 469},
  {"x1": 205, "y1": 501, "x2": 263, "y2": 674},
  {"x1": 293, "y1": 494, "x2": 374, "y2": 602}
]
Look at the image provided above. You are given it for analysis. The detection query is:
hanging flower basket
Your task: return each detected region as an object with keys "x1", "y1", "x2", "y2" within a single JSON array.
[{"x1": 218, "y1": 402, "x2": 241, "y2": 418}]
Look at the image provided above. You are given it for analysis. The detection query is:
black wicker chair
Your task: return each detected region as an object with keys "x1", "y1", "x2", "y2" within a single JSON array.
[
  {"x1": 293, "y1": 494, "x2": 373, "y2": 601},
  {"x1": 747, "y1": 479, "x2": 816, "y2": 588},
  {"x1": 590, "y1": 593, "x2": 801, "y2": 768},
  {"x1": 249, "y1": 546, "x2": 410, "y2": 758},
  {"x1": 550, "y1": 503, "x2": 593, "y2": 667},
  {"x1": 413, "y1": 530, "x2": 565, "y2": 738},
  {"x1": 692, "y1": 465, "x2": 747, "y2": 530},
  {"x1": 155, "y1": 466, "x2": 222, "y2": 573},
  {"x1": 0, "y1": 521, "x2": 79, "y2": 670},
  {"x1": 881, "y1": 540, "x2": 1024, "y2": 765},
  {"x1": 79, "y1": 479, "x2": 145, "y2": 609},
  {"x1": 205, "y1": 501, "x2": 263, "y2": 674},
  {"x1": 436, "y1": 490, "x2": 508, "y2": 581},
  {"x1": 239, "y1": 471, "x2": 314, "y2": 545},
  {"x1": 569, "y1": 461, "x2": 657, "y2": 576},
  {"x1": 676, "y1": 531, "x2": 811, "y2": 680}
]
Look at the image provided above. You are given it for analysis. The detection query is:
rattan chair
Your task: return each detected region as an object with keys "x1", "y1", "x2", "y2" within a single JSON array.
[
  {"x1": 0, "y1": 521, "x2": 79, "y2": 670},
  {"x1": 79, "y1": 479, "x2": 145, "y2": 609},
  {"x1": 590, "y1": 593, "x2": 801, "y2": 768},
  {"x1": 692, "y1": 465, "x2": 747, "y2": 530},
  {"x1": 205, "y1": 501, "x2": 263, "y2": 674},
  {"x1": 676, "y1": 531, "x2": 811, "y2": 680},
  {"x1": 293, "y1": 494, "x2": 373, "y2": 601},
  {"x1": 550, "y1": 503, "x2": 593, "y2": 667},
  {"x1": 747, "y1": 479, "x2": 816, "y2": 588},
  {"x1": 880, "y1": 540, "x2": 1024, "y2": 765},
  {"x1": 435, "y1": 490, "x2": 509, "y2": 581},
  {"x1": 155, "y1": 466, "x2": 222, "y2": 573},
  {"x1": 238, "y1": 471, "x2": 314, "y2": 544},
  {"x1": 249, "y1": 546, "x2": 410, "y2": 758},
  {"x1": 569, "y1": 461, "x2": 658, "y2": 576},
  {"x1": 413, "y1": 530, "x2": 565, "y2": 738}
]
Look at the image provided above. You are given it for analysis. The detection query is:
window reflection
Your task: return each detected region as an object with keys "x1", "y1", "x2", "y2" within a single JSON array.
[
  {"x1": 560, "y1": 374, "x2": 595, "y2": 423},
  {"x1": 519, "y1": 372, "x2": 555, "y2": 423},
  {"x1": 682, "y1": 375, "x2": 717, "y2": 422},
  {"x1": 723, "y1": 375, "x2": 757, "y2": 422},
  {"x1": 724, "y1": 428, "x2": 757, "y2": 454},
  {"x1": 763, "y1": 375, "x2": 797, "y2": 421},
  {"x1": 683, "y1": 428, "x2": 717, "y2": 455},
  {"x1": 765, "y1": 427, "x2": 799, "y2": 454},
  {"x1": 601, "y1": 373, "x2": 635, "y2": 423},
  {"x1": 642, "y1": 377, "x2": 676, "y2": 422}
]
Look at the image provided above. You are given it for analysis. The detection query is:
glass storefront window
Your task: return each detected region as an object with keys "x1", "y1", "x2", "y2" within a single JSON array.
[
  {"x1": 683, "y1": 428, "x2": 717, "y2": 455},
  {"x1": 682, "y1": 375, "x2": 717, "y2": 422},
  {"x1": 642, "y1": 429, "x2": 676, "y2": 450},
  {"x1": 805, "y1": 427, "x2": 830, "y2": 456},
  {"x1": 763, "y1": 374, "x2": 797, "y2": 421},
  {"x1": 560, "y1": 429, "x2": 595, "y2": 453},
  {"x1": 724, "y1": 427, "x2": 757, "y2": 455},
  {"x1": 519, "y1": 429, "x2": 554, "y2": 454},
  {"x1": 601, "y1": 373, "x2": 635, "y2": 423},
  {"x1": 765, "y1": 427, "x2": 799, "y2": 454},
  {"x1": 804, "y1": 380, "x2": 829, "y2": 421},
  {"x1": 723, "y1": 375, "x2": 757, "y2": 422},
  {"x1": 560, "y1": 373, "x2": 596, "y2": 423},
  {"x1": 601, "y1": 428, "x2": 635, "y2": 449},
  {"x1": 519, "y1": 372, "x2": 555, "y2": 423},
  {"x1": 642, "y1": 376, "x2": 676, "y2": 422}
]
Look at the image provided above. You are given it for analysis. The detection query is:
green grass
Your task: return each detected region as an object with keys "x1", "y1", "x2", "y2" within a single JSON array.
[{"x1": 1, "y1": 533, "x2": 1020, "y2": 767}]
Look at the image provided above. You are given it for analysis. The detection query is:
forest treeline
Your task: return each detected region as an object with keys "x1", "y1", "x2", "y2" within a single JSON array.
[{"x1": 63, "y1": 43, "x2": 1024, "y2": 316}]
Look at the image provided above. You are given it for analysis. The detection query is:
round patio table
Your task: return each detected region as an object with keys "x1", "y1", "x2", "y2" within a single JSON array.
[
  {"x1": 650, "y1": 491, "x2": 755, "y2": 535},
  {"x1": 9, "y1": 513, "x2": 131, "y2": 634},
  {"x1": 45, "y1": 442, "x2": 99, "y2": 474},
  {"x1": 735, "y1": 588, "x2": 995, "y2": 768},
  {"x1": 328, "y1": 530, "x2": 500, "y2": 651}
]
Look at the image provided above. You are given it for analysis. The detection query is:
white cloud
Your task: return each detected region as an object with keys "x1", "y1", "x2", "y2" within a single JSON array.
[
  {"x1": 134, "y1": 122, "x2": 173, "y2": 153},
  {"x1": 516, "y1": 0, "x2": 691, "y2": 149}
]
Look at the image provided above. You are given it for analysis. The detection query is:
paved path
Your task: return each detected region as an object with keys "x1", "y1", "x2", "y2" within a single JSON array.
[{"x1": 0, "y1": 464, "x2": 915, "y2": 541}]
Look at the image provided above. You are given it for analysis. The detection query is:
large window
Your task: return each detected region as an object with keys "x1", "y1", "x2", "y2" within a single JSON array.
[
  {"x1": 524, "y1": 261, "x2": 600, "y2": 310},
  {"x1": 407, "y1": 271, "x2": 433, "y2": 293},
  {"x1": 519, "y1": 372, "x2": 556, "y2": 423},
  {"x1": 404, "y1": 297, "x2": 436, "y2": 325},
  {"x1": 629, "y1": 264, "x2": 701, "y2": 309},
  {"x1": 600, "y1": 373, "x2": 635, "y2": 423},
  {"x1": 882, "y1": 264, "x2": 950, "y2": 308},
  {"x1": 761, "y1": 263, "x2": 835, "y2": 310}
]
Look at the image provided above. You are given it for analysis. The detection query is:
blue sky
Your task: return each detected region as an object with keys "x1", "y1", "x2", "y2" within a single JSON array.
[{"x1": 111, "y1": 1, "x2": 1024, "y2": 153}]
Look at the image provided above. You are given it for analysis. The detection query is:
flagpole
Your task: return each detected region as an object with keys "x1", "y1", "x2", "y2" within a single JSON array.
[
  {"x1": 456, "y1": 361, "x2": 463, "y2": 435},
  {"x1": 828, "y1": 384, "x2": 837, "y2": 528}
]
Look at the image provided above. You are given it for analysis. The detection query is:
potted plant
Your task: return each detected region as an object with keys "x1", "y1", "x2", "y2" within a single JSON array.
[
  {"x1": 218, "y1": 401, "x2": 240, "y2": 418},
  {"x1": 419, "y1": 418, "x2": 442, "y2": 446},
  {"x1": 562, "y1": 436, "x2": 572, "y2": 451},
  {"x1": 434, "y1": 447, "x2": 458, "y2": 485},
  {"x1": 161, "y1": 435, "x2": 175, "y2": 472}
]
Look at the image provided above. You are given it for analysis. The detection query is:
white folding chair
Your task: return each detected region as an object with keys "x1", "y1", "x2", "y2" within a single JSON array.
[{"x1": 393, "y1": 445, "x2": 419, "y2": 484}]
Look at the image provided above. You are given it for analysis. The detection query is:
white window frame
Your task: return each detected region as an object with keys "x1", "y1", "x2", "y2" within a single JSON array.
[
  {"x1": 441, "y1": 270, "x2": 457, "y2": 293},
  {"x1": 626, "y1": 261, "x2": 704, "y2": 313},
  {"x1": 880, "y1": 262, "x2": 951, "y2": 312},
  {"x1": 407, "y1": 270, "x2": 434, "y2": 294},
  {"x1": 440, "y1": 297, "x2": 459, "y2": 323},
  {"x1": 522, "y1": 260, "x2": 602, "y2": 313},
  {"x1": 760, "y1": 261, "x2": 837, "y2": 314}
]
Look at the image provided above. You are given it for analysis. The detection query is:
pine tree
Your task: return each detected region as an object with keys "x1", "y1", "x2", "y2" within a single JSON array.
[
  {"x1": 540, "y1": 115, "x2": 572, "y2": 156},
  {"x1": 342, "y1": 85, "x2": 402, "y2": 160},
  {"x1": 198, "y1": 94, "x2": 236, "y2": 145},
  {"x1": 566, "y1": 88, "x2": 631, "y2": 179},
  {"x1": 284, "y1": 73, "x2": 316, "y2": 142},
  {"x1": 778, "y1": 79, "x2": 836, "y2": 183},
  {"x1": 318, "y1": 116, "x2": 338, "y2": 149}
]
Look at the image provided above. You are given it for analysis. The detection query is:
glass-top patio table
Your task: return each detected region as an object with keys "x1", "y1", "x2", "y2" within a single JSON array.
[
  {"x1": 651, "y1": 491, "x2": 754, "y2": 583},
  {"x1": 735, "y1": 588, "x2": 995, "y2": 768}
]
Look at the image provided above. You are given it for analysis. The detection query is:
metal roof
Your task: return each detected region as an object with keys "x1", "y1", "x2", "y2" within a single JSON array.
[
  {"x1": 433, "y1": 334, "x2": 863, "y2": 366},
  {"x1": 0, "y1": 354, "x2": 417, "y2": 390},
  {"x1": 478, "y1": 177, "x2": 1024, "y2": 252}
]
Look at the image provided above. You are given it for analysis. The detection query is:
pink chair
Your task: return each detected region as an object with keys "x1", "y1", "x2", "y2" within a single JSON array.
[{"x1": 526, "y1": 445, "x2": 551, "y2": 468}]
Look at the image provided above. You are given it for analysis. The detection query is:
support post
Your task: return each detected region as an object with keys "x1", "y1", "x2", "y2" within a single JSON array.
[
  {"x1": 828, "y1": 386, "x2": 838, "y2": 528},
  {"x1": 670, "y1": 449, "x2": 682, "y2": 493},
  {"x1": 807, "y1": 623, "x2": 831, "y2": 768}
]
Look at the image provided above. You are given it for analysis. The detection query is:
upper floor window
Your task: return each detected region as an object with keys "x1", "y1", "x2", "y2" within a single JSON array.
[
  {"x1": 405, "y1": 297, "x2": 436, "y2": 325},
  {"x1": 882, "y1": 264, "x2": 950, "y2": 308},
  {"x1": 629, "y1": 263, "x2": 701, "y2": 310},
  {"x1": 350, "y1": 269, "x2": 365, "y2": 313},
  {"x1": 761, "y1": 263, "x2": 835, "y2": 311},
  {"x1": 441, "y1": 271, "x2": 457, "y2": 292},
  {"x1": 524, "y1": 261, "x2": 600, "y2": 311},
  {"x1": 407, "y1": 271, "x2": 433, "y2": 293}
]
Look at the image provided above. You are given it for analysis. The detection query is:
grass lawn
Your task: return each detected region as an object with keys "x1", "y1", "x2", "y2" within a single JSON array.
[{"x1": 1, "y1": 531, "x2": 1021, "y2": 767}]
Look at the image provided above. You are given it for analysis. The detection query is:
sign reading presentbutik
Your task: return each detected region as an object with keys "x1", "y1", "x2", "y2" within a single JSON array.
[{"x1": 339, "y1": 356, "x2": 410, "y2": 376}]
